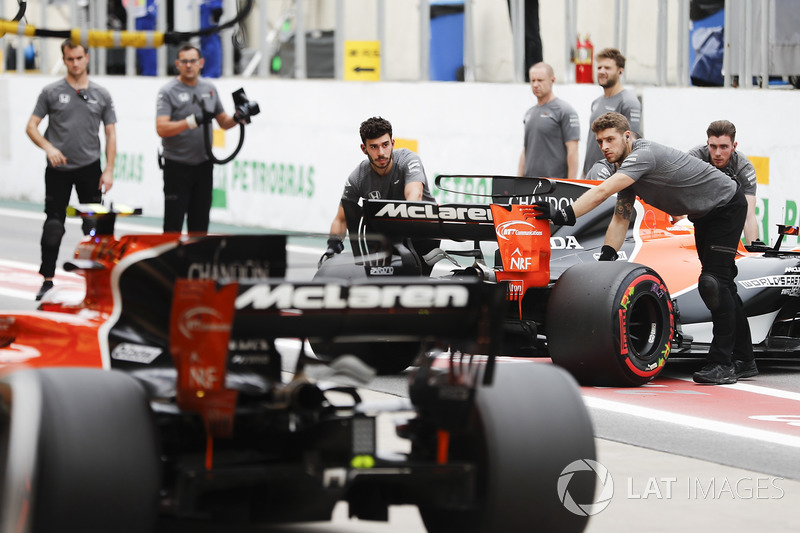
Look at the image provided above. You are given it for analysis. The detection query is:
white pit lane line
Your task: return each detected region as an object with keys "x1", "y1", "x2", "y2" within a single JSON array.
[{"x1": 583, "y1": 381, "x2": 800, "y2": 449}]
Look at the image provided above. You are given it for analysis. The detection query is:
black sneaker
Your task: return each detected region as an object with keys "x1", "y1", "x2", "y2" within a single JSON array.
[
  {"x1": 693, "y1": 362, "x2": 737, "y2": 385},
  {"x1": 35, "y1": 280, "x2": 54, "y2": 301},
  {"x1": 733, "y1": 360, "x2": 758, "y2": 379}
]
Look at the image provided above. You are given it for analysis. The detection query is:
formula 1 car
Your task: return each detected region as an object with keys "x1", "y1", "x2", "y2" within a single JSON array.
[
  {"x1": 317, "y1": 175, "x2": 800, "y2": 387},
  {"x1": 0, "y1": 205, "x2": 596, "y2": 533}
]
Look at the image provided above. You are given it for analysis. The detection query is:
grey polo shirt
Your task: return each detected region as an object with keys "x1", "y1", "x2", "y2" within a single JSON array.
[
  {"x1": 521, "y1": 98, "x2": 580, "y2": 179},
  {"x1": 583, "y1": 89, "x2": 642, "y2": 176},
  {"x1": 687, "y1": 144, "x2": 757, "y2": 196},
  {"x1": 156, "y1": 77, "x2": 225, "y2": 164},
  {"x1": 32, "y1": 78, "x2": 116, "y2": 170},
  {"x1": 342, "y1": 148, "x2": 435, "y2": 203},
  {"x1": 618, "y1": 139, "x2": 736, "y2": 218}
]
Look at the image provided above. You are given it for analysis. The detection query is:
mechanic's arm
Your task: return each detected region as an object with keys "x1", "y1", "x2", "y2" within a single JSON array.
[
  {"x1": 570, "y1": 172, "x2": 635, "y2": 217},
  {"x1": 26, "y1": 114, "x2": 67, "y2": 167},
  {"x1": 603, "y1": 187, "x2": 636, "y2": 251},
  {"x1": 743, "y1": 194, "x2": 758, "y2": 245},
  {"x1": 565, "y1": 140, "x2": 579, "y2": 180},
  {"x1": 328, "y1": 204, "x2": 347, "y2": 240},
  {"x1": 319, "y1": 204, "x2": 348, "y2": 265},
  {"x1": 156, "y1": 115, "x2": 195, "y2": 138},
  {"x1": 518, "y1": 149, "x2": 525, "y2": 177},
  {"x1": 404, "y1": 181, "x2": 424, "y2": 202},
  {"x1": 100, "y1": 123, "x2": 116, "y2": 193},
  {"x1": 215, "y1": 111, "x2": 239, "y2": 131}
]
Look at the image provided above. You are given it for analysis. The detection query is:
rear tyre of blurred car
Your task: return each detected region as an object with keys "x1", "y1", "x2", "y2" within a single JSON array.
[
  {"x1": 417, "y1": 363, "x2": 596, "y2": 533},
  {"x1": 0, "y1": 368, "x2": 160, "y2": 533},
  {"x1": 547, "y1": 261, "x2": 674, "y2": 386}
]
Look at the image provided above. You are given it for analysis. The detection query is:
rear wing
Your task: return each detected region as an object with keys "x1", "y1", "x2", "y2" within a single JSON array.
[{"x1": 230, "y1": 277, "x2": 503, "y2": 352}]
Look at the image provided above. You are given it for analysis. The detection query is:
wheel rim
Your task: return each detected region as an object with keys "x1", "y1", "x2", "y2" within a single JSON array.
[{"x1": 627, "y1": 292, "x2": 663, "y2": 361}]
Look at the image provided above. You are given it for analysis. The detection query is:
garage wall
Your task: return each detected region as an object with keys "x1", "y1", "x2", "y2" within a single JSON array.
[{"x1": 1, "y1": 75, "x2": 798, "y2": 246}]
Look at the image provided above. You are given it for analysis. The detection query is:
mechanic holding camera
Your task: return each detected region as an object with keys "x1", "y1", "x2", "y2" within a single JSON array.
[
  {"x1": 155, "y1": 44, "x2": 251, "y2": 234},
  {"x1": 321, "y1": 117, "x2": 436, "y2": 265},
  {"x1": 534, "y1": 112, "x2": 756, "y2": 385},
  {"x1": 26, "y1": 40, "x2": 117, "y2": 301}
]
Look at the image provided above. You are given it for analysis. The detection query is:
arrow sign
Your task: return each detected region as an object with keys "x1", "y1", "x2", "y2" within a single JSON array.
[{"x1": 344, "y1": 41, "x2": 381, "y2": 81}]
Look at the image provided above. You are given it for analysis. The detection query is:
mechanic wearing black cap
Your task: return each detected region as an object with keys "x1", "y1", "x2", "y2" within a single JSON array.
[
  {"x1": 533, "y1": 111, "x2": 756, "y2": 385},
  {"x1": 321, "y1": 116, "x2": 435, "y2": 263},
  {"x1": 25, "y1": 40, "x2": 117, "y2": 301}
]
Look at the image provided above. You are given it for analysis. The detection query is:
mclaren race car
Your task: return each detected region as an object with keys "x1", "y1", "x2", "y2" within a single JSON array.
[
  {"x1": 317, "y1": 176, "x2": 800, "y2": 387},
  {"x1": 0, "y1": 205, "x2": 595, "y2": 533}
]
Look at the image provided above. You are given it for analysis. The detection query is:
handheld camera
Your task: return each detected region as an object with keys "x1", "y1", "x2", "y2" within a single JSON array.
[{"x1": 232, "y1": 88, "x2": 260, "y2": 124}]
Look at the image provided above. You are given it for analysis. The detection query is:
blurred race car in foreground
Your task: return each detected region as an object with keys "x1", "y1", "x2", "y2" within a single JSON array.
[
  {"x1": 0, "y1": 205, "x2": 596, "y2": 533},
  {"x1": 318, "y1": 176, "x2": 800, "y2": 386}
]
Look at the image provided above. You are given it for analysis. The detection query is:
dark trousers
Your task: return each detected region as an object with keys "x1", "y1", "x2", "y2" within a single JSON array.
[
  {"x1": 690, "y1": 188, "x2": 753, "y2": 365},
  {"x1": 162, "y1": 159, "x2": 213, "y2": 233},
  {"x1": 40, "y1": 161, "x2": 102, "y2": 278}
]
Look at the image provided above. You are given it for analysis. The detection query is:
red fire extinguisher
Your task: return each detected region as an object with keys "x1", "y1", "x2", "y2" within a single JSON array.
[{"x1": 575, "y1": 34, "x2": 594, "y2": 84}]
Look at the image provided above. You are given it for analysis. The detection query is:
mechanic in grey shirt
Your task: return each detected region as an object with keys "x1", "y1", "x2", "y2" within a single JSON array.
[
  {"x1": 585, "y1": 131, "x2": 641, "y2": 180},
  {"x1": 582, "y1": 48, "x2": 641, "y2": 177},
  {"x1": 156, "y1": 44, "x2": 244, "y2": 234},
  {"x1": 25, "y1": 40, "x2": 117, "y2": 301},
  {"x1": 534, "y1": 112, "x2": 754, "y2": 386},
  {"x1": 688, "y1": 120, "x2": 758, "y2": 244},
  {"x1": 518, "y1": 62, "x2": 580, "y2": 179},
  {"x1": 321, "y1": 117, "x2": 435, "y2": 263}
]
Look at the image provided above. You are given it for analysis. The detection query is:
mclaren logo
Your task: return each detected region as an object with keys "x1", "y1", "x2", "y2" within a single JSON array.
[
  {"x1": 496, "y1": 220, "x2": 544, "y2": 241},
  {"x1": 235, "y1": 283, "x2": 470, "y2": 310},
  {"x1": 374, "y1": 203, "x2": 493, "y2": 222}
]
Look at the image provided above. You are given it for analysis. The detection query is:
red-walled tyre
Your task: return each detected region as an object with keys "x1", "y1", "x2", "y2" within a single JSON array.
[{"x1": 547, "y1": 261, "x2": 674, "y2": 386}]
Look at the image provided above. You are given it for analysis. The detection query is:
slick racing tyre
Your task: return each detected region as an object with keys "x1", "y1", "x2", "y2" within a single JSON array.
[
  {"x1": 313, "y1": 252, "x2": 422, "y2": 374},
  {"x1": 547, "y1": 261, "x2": 674, "y2": 386},
  {"x1": 0, "y1": 368, "x2": 160, "y2": 533},
  {"x1": 417, "y1": 363, "x2": 596, "y2": 533}
]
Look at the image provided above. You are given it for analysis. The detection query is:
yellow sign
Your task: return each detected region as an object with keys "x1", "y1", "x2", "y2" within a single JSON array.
[
  {"x1": 394, "y1": 138, "x2": 418, "y2": 153},
  {"x1": 344, "y1": 41, "x2": 381, "y2": 81},
  {"x1": 749, "y1": 156, "x2": 769, "y2": 185}
]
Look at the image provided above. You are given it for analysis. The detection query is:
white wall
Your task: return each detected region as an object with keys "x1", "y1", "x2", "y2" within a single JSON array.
[{"x1": 2, "y1": 74, "x2": 799, "y2": 246}]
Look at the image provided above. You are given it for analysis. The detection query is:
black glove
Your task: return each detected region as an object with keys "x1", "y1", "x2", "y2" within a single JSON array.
[
  {"x1": 598, "y1": 245, "x2": 619, "y2": 261},
  {"x1": 532, "y1": 201, "x2": 576, "y2": 226},
  {"x1": 318, "y1": 237, "x2": 344, "y2": 268},
  {"x1": 233, "y1": 110, "x2": 248, "y2": 125}
]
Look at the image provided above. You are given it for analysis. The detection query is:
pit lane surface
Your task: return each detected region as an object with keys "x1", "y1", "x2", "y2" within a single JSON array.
[{"x1": 1, "y1": 203, "x2": 798, "y2": 532}]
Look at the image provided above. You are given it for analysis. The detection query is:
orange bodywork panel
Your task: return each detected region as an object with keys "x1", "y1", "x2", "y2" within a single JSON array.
[
  {"x1": 0, "y1": 232, "x2": 187, "y2": 369},
  {"x1": 491, "y1": 204, "x2": 551, "y2": 316}
]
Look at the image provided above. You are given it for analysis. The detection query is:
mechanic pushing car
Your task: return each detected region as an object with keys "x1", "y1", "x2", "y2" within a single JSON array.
[
  {"x1": 320, "y1": 116, "x2": 436, "y2": 263},
  {"x1": 534, "y1": 111, "x2": 756, "y2": 385},
  {"x1": 688, "y1": 119, "x2": 759, "y2": 246}
]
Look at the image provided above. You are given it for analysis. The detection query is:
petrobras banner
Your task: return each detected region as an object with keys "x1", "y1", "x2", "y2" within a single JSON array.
[{"x1": 1, "y1": 76, "x2": 798, "y2": 245}]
